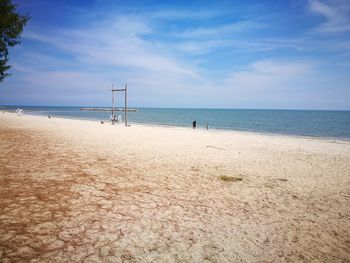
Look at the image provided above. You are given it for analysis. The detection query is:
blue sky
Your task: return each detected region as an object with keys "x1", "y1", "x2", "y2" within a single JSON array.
[{"x1": 1, "y1": 0, "x2": 349, "y2": 109}]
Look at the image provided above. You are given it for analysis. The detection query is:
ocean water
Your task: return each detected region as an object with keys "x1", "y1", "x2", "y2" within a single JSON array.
[{"x1": 2, "y1": 106, "x2": 350, "y2": 139}]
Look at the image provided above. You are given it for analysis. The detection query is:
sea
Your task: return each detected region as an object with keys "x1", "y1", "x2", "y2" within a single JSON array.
[{"x1": 2, "y1": 106, "x2": 350, "y2": 140}]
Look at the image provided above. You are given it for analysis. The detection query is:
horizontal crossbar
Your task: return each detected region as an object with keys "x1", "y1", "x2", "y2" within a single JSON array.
[{"x1": 112, "y1": 89, "x2": 126, "y2": 92}]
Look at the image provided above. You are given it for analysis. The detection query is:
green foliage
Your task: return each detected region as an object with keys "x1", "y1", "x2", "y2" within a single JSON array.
[{"x1": 0, "y1": 0, "x2": 29, "y2": 82}]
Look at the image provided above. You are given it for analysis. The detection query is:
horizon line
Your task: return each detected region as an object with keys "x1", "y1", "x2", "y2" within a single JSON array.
[{"x1": 1, "y1": 104, "x2": 350, "y2": 111}]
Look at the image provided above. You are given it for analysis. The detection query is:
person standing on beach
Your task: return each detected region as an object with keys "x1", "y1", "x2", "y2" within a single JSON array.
[
  {"x1": 16, "y1": 107, "x2": 23, "y2": 116},
  {"x1": 193, "y1": 120, "x2": 197, "y2": 129}
]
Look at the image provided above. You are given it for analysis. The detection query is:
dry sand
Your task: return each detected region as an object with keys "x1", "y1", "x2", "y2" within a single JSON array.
[{"x1": 0, "y1": 112, "x2": 349, "y2": 262}]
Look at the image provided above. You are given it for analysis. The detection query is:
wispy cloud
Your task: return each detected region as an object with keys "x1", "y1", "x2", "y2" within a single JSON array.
[
  {"x1": 24, "y1": 16, "x2": 200, "y2": 78},
  {"x1": 174, "y1": 21, "x2": 266, "y2": 39},
  {"x1": 215, "y1": 59, "x2": 350, "y2": 109},
  {"x1": 226, "y1": 60, "x2": 315, "y2": 94},
  {"x1": 309, "y1": 0, "x2": 350, "y2": 32},
  {"x1": 150, "y1": 9, "x2": 222, "y2": 20}
]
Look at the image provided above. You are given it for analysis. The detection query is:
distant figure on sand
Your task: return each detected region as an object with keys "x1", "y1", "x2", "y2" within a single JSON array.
[
  {"x1": 15, "y1": 108, "x2": 23, "y2": 116},
  {"x1": 192, "y1": 120, "x2": 197, "y2": 129},
  {"x1": 110, "y1": 115, "x2": 116, "y2": 123}
]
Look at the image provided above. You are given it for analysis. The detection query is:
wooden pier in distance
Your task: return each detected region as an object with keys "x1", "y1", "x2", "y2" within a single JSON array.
[{"x1": 80, "y1": 108, "x2": 136, "y2": 112}]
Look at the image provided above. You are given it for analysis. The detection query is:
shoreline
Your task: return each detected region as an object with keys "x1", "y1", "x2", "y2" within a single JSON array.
[{"x1": 4, "y1": 110, "x2": 350, "y2": 143}]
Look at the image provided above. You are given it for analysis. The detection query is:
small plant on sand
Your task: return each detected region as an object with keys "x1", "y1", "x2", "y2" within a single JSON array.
[
  {"x1": 276, "y1": 178, "x2": 288, "y2": 182},
  {"x1": 219, "y1": 175, "x2": 243, "y2": 182}
]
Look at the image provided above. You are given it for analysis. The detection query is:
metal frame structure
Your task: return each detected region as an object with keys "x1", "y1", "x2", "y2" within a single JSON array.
[{"x1": 111, "y1": 83, "x2": 128, "y2": 126}]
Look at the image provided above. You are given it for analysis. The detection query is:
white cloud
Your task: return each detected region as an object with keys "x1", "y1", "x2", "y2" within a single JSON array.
[
  {"x1": 174, "y1": 21, "x2": 266, "y2": 39},
  {"x1": 23, "y1": 71, "x2": 114, "y2": 93},
  {"x1": 309, "y1": 0, "x2": 350, "y2": 32},
  {"x1": 24, "y1": 16, "x2": 199, "y2": 78},
  {"x1": 226, "y1": 60, "x2": 315, "y2": 94},
  {"x1": 173, "y1": 39, "x2": 230, "y2": 54},
  {"x1": 150, "y1": 9, "x2": 221, "y2": 20},
  {"x1": 214, "y1": 59, "x2": 350, "y2": 109}
]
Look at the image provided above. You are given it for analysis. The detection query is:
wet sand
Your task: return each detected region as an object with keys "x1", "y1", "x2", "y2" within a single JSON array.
[{"x1": 0, "y1": 112, "x2": 350, "y2": 262}]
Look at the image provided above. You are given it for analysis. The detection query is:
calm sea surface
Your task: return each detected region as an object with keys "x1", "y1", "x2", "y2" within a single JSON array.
[{"x1": 2, "y1": 106, "x2": 350, "y2": 139}]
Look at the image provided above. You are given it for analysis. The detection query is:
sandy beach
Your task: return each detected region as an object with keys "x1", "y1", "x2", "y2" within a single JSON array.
[{"x1": 0, "y1": 112, "x2": 349, "y2": 262}]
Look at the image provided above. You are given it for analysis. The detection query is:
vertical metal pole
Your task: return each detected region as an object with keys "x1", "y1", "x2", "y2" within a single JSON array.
[
  {"x1": 125, "y1": 83, "x2": 128, "y2": 126},
  {"x1": 111, "y1": 84, "x2": 115, "y2": 125}
]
